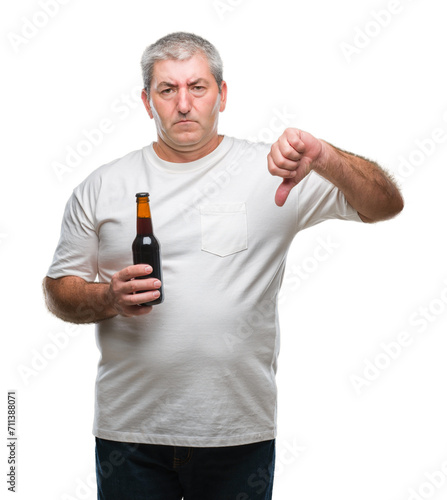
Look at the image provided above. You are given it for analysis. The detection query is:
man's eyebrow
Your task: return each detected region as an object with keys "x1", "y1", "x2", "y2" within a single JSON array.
[
  {"x1": 157, "y1": 81, "x2": 177, "y2": 89},
  {"x1": 157, "y1": 78, "x2": 210, "y2": 89},
  {"x1": 188, "y1": 78, "x2": 210, "y2": 86}
]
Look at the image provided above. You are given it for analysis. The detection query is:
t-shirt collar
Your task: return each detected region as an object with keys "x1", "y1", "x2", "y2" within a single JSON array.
[{"x1": 144, "y1": 136, "x2": 233, "y2": 174}]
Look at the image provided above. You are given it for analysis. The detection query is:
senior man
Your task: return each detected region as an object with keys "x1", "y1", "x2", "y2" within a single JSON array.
[{"x1": 44, "y1": 32, "x2": 403, "y2": 500}]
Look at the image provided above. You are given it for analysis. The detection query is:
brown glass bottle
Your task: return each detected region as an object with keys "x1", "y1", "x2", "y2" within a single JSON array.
[{"x1": 132, "y1": 192, "x2": 164, "y2": 306}]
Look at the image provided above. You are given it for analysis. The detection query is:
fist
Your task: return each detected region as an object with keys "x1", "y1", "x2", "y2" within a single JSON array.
[{"x1": 267, "y1": 128, "x2": 323, "y2": 207}]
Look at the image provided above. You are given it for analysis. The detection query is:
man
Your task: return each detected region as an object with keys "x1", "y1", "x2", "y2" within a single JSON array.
[{"x1": 43, "y1": 32, "x2": 403, "y2": 499}]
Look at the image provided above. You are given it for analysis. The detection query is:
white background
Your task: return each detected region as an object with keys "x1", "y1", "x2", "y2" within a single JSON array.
[{"x1": 2, "y1": 0, "x2": 447, "y2": 498}]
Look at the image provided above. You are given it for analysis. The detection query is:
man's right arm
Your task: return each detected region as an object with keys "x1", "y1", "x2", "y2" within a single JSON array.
[{"x1": 43, "y1": 265, "x2": 162, "y2": 324}]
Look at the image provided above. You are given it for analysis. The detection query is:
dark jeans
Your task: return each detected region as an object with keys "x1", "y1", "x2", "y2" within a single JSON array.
[{"x1": 95, "y1": 437, "x2": 275, "y2": 500}]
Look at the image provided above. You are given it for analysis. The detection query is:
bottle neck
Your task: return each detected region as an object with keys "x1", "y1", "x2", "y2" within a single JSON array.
[
  {"x1": 137, "y1": 217, "x2": 153, "y2": 235},
  {"x1": 136, "y1": 198, "x2": 153, "y2": 235}
]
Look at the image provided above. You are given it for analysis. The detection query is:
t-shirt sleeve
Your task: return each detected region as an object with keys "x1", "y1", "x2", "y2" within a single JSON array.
[
  {"x1": 46, "y1": 190, "x2": 99, "y2": 281},
  {"x1": 296, "y1": 170, "x2": 362, "y2": 232}
]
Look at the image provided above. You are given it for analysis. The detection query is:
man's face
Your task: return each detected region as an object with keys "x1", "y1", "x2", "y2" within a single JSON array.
[{"x1": 142, "y1": 54, "x2": 227, "y2": 153}]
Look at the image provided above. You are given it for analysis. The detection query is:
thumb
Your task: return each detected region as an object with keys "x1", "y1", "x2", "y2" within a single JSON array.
[{"x1": 275, "y1": 179, "x2": 295, "y2": 207}]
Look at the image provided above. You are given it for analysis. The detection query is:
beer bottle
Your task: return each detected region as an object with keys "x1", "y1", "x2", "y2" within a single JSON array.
[{"x1": 132, "y1": 192, "x2": 164, "y2": 305}]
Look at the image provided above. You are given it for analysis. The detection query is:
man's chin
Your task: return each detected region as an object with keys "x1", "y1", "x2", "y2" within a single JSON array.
[{"x1": 168, "y1": 132, "x2": 204, "y2": 148}]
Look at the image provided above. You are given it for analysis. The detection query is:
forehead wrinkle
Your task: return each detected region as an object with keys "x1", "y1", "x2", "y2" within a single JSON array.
[
  {"x1": 152, "y1": 55, "x2": 214, "y2": 88},
  {"x1": 156, "y1": 77, "x2": 210, "y2": 90}
]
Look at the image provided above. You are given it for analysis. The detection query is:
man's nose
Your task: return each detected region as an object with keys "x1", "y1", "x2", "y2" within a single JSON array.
[{"x1": 176, "y1": 88, "x2": 192, "y2": 115}]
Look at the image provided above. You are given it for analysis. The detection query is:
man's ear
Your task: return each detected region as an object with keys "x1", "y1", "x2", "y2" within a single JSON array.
[
  {"x1": 219, "y1": 81, "x2": 228, "y2": 113},
  {"x1": 141, "y1": 89, "x2": 153, "y2": 119}
]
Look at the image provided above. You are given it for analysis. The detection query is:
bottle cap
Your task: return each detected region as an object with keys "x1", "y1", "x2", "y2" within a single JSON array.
[{"x1": 136, "y1": 192, "x2": 149, "y2": 198}]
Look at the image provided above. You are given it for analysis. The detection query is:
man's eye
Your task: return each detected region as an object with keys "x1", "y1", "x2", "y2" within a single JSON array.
[
  {"x1": 161, "y1": 89, "x2": 173, "y2": 95},
  {"x1": 192, "y1": 86, "x2": 205, "y2": 92}
]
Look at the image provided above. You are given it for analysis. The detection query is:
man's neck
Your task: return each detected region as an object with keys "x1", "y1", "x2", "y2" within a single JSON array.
[{"x1": 153, "y1": 135, "x2": 224, "y2": 163}]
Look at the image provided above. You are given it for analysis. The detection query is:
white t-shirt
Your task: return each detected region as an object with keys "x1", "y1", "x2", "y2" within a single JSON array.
[{"x1": 47, "y1": 136, "x2": 362, "y2": 447}]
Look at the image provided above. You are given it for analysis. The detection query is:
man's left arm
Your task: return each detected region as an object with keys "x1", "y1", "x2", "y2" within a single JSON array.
[{"x1": 267, "y1": 128, "x2": 404, "y2": 222}]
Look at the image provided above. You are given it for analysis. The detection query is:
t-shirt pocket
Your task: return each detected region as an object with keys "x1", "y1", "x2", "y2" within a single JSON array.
[{"x1": 200, "y1": 202, "x2": 248, "y2": 257}]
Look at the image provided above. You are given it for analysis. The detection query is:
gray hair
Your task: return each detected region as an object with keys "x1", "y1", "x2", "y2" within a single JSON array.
[{"x1": 140, "y1": 32, "x2": 224, "y2": 93}]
